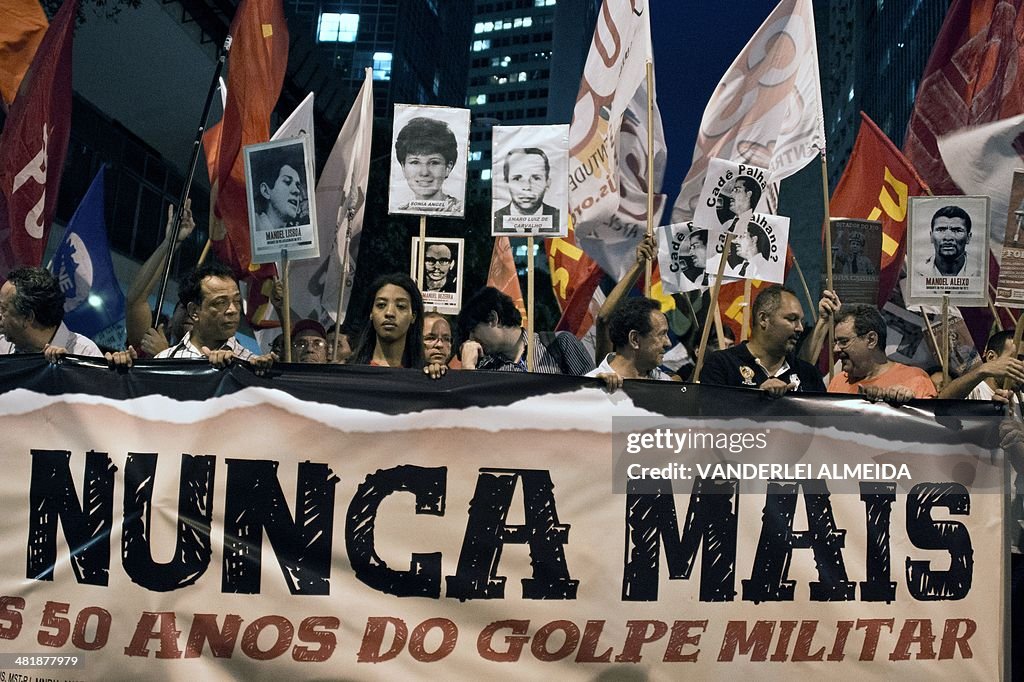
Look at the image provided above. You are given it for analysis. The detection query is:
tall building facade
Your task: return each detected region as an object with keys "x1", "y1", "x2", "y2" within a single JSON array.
[
  {"x1": 294, "y1": 0, "x2": 474, "y2": 117},
  {"x1": 817, "y1": 0, "x2": 951, "y2": 187},
  {"x1": 464, "y1": 0, "x2": 599, "y2": 197}
]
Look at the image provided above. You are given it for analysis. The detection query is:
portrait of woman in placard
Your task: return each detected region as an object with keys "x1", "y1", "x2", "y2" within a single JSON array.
[{"x1": 389, "y1": 105, "x2": 470, "y2": 218}]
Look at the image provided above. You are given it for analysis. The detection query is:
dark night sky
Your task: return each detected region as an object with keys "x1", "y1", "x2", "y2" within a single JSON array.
[{"x1": 650, "y1": 1, "x2": 780, "y2": 214}]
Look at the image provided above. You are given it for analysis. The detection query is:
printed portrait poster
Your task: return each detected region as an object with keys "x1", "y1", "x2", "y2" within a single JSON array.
[
  {"x1": 906, "y1": 195, "x2": 989, "y2": 307},
  {"x1": 490, "y1": 124, "x2": 569, "y2": 237},
  {"x1": 920, "y1": 305, "x2": 983, "y2": 378},
  {"x1": 244, "y1": 136, "x2": 320, "y2": 264},
  {"x1": 826, "y1": 218, "x2": 882, "y2": 304},
  {"x1": 388, "y1": 104, "x2": 470, "y2": 218},
  {"x1": 410, "y1": 236, "x2": 464, "y2": 314},
  {"x1": 657, "y1": 221, "x2": 709, "y2": 294},
  {"x1": 996, "y1": 169, "x2": 1024, "y2": 307},
  {"x1": 692, "y1": 158, "x2": 770, "y2": 234},
  {"x1": 706, "y1": 212, "x2": 789, "y2": 284}
]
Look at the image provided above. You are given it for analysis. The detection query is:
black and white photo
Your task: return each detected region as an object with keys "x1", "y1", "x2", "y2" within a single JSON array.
[
  {"x1": 491, "y1": 125, "x2": 568, "y2": 237},
  {"x1": 244, "y1": 136, "x2": 319, "y2": 264},
  {"x1": 389, "y1": 105, "x2": 470, "y2": 218},
  {"x1": 410, "y1": 236, "x2": 464, "y2": 314},
  {"x1": 906, "y1": 195, "x2": 988, "y2": 306}
]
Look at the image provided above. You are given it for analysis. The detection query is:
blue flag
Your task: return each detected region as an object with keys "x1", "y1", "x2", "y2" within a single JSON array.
[{"x1": 48, "y1": 166, "x2": 126, "y2": 348}]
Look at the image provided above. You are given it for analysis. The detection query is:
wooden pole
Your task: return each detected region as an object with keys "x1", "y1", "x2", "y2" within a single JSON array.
[
  {"x1": 1003, "y1": 323, "x2": 1024, "y2": 390},
  {"x1": 281, "y1": 250, "x2": 292, "y2": 362},
  {"x1": 527, "y1": 236, "x2": 536, "y2": 372},
  {"x1": 941, "y1": 294, "x2": 950, "y2": 386},
  {"x1": 331, "y1": 205, "x2": 353, "y2": 362},
  {"x1": 644, "y1": 61, "x2": 655, "y2": 298},
  {"x1": 919, "y1": 306, "x2": 944, "y2": 376},
  {"x1": 791, "y1": 254, "x2": 817, "y2": 324},
  {"x1": 416, "y1": 215, "x2": 427, "y2": 290},
  {"x1": 693, "y1": 233, "x2": 734, "y2": 382},
  {"x1": 820, "y1": 154, "x2": 836, "y2": 379},
  {"x1": 197, "y1": 239, "x2": 211, "y2": 267},
  {"x1": 741, "y1": 278, "x2": 753, "y2": 342}
]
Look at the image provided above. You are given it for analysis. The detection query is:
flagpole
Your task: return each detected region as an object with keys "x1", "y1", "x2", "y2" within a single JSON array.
[
  {"x1": 941, "y1": 294, "x2": 950, "y2": 386},
  {"x1": 153, "y1": 35, "x2": 232, "y2": 326},
  {"x1": 693, "y1": 233, "x2": 734, "y2": 383},
  {"x1": 819, "y1": 151, "x2": 835, "y2": 380},
  {"x1": 919, "y1": 306, "x2": 944, "y2": 376},
  {"x1": 527, "y1": 235, "x2": 535, "y2": 372},
  {"x1": 791, "y1": 254, "x2": 817, "y2": 324},
  {"x1": 332, "y1": 204, "x2": 353, "y2": 362},
  {"x1": 644, "y1": 61, "x2": 655, "y2": 298}
]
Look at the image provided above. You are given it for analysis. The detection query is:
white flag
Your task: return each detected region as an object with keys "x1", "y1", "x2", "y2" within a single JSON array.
[
  {"x1": 672, "y1": 0, "x2": 824, "y2": 222},
  {"x1": 272, "y1": 91, "x2": 315, "y2": 146},
  {"x1": 289, "y1": 68, "x2": 374, "y2": 324},
  {"x1": 568, "y1": 0, "x2": 666, "y2": 280},
  {"x1": 937, "y1": 113, "x2": 1024, "y2": 257}
]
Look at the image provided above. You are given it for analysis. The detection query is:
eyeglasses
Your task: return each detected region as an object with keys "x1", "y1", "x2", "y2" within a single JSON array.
[
  {"x1": 292, "y1": 338, "x2": 326, "y2": 350},
  {"x1": 424, "y1": 257, "x2": 452, "y2": 266},
  {"x1": 833, "y1": 332, "x2": 867, "y2": 350},
  {"x1": 424, "y1": 334, "x2": 452, "y2": 345}
]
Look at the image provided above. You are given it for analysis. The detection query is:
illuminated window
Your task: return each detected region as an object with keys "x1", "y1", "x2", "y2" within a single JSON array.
[
  {"x1": 317, "y1": 13, "x2": 359, "y2": 43},
  {"x1": 481, "y1": 169, "x2": 492, "y2": 181},
  {"x1": 468, "y1": 93, "x2": 487, "y2": 105},
  {"x1": 372, "y1": 52, "x2": 392, "y2": 80},
  {"x1": 469, "y1": 151, "x2": 483, "y2": 162},
  {"x1": 472, "y1": 40, "x2": 491, "y2": 51}
]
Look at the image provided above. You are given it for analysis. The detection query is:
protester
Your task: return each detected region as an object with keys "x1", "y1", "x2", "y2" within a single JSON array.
[
  {"x1": 827, "y1": 303, "x2": 937, "y2": 401},
  {"x1": 423, "y1": 312, "x2": 454, "y2": 366},
  {"x1": 290, "y1": 318, "x2": 329, "y2": 364},
  {"x1": 123, "y1": 199, "x2": 195, "y2": 353},
  {"x1": 590, "y1": 297, "x2": 673, "y2": 391},
  {"x1": 937, "y1": 329, "x2": 1024, "y2": 403},
  {"x1": 350, "y1": 273, "x2": 446, "y2": 378},
  {"x1": 0, "y1": 266, "x2": 102, "y2": 360},
  {"x1": 326, "y1": 325, "x2": 353, "y2": 364},
  {"x1": 701, "y1": 285, "x2": 825, "y2": 396},
  {"x1": 594, "y1": 234, "x2": 657, "y2": 362},
  {"x1": 394, "y1": 117, "x2": 463, "y2": 213},
  {"x1": 458, "y1": 286, "x2": 594, "y2": 375},
  {"x1": 149, "y1": 263, "x2": 275, "y2": 371}
]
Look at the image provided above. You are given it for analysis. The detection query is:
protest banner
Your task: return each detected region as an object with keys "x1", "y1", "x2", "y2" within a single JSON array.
[{"x1": 0, "y1": 359, "x2": 1005, "y2": 679}]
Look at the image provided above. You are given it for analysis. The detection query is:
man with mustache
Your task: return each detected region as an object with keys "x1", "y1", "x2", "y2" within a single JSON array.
[{"x1": 701, "y1": 285, "x2": 825, "y2": 396}]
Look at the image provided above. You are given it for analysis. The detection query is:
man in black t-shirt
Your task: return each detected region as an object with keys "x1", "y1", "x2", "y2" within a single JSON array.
[{"x1": 700, "y1": 285, "x2": 825, "y2": 396}]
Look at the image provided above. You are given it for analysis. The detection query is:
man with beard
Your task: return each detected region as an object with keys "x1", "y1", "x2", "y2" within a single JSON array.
[
  {"x1": 701, "y1": 285, "x2": 824, "y2": 396},
  {"x1": 827, "y1": 303, "x2": 936, "y2": 400},
  {"x1": 493, "y1": 148, "x2": 560, "y2": 234}
]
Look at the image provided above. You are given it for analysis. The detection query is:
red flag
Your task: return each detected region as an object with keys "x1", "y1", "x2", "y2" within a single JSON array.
[
  {"x1": 903, "y1": 0, "x2": 1024, "y2": 195},
  {"x1": 0, "y1": 0, "x2": 76, "y2": 275},
  {"x1": 0, "y1": 0, "x2": 48, "y2": 108},
  {"x1": 203, "y1": 0, "x2": 288, "y2": 276},
  {"x1": 831, "y1": 112, "x2": 930, "y2": 306}
]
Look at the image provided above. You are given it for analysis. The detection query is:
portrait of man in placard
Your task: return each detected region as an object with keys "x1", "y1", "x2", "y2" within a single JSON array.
[
  {"x1": 906, "y1": 195, "x2": 988, "y2": 307},
  {"x1": 828, "y1": 218, "x2": 882, "y2": 305},
  {"x1": 244, "y1": 136, "x2": 319, "y2": 264},
  {"x1": 388, "y1": 105, "x2": 470, "y2": 218},
  {"x1": 410, "y1": 237, "x2": 464, "y2": 314},
  {"x1": 692, "y1": 158, "x2": 769, "y2": 234},
  {"x1": 657, "y1": 221, "x2": 708, "y2": 294},
  {"x1": 491, "y1": 125, "x2": 568, "y2": 237},
  {"x1": 706, "y1": 213, "x2": 789, "y2": 284}
]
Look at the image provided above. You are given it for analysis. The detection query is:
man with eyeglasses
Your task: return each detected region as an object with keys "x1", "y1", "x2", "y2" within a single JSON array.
[
  {"x1": 423, "y1": 243, "x2": 457, "y2": 293},
  {"x1": 423, "y1": 312, "x2": 454, "y2": 365},
  {"x1": 290, "y1": 318, "x2": 329, "y2": 364},
  {"x1": 701, "y1": 285, "x2": 825, "y2": 397},
  {"x1": 827, "y1": 303, "x2": 936, "y2": 400}
]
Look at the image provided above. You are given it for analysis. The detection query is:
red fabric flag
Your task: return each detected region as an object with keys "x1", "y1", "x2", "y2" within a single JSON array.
[
  {"x1": 203, "y1": 0, "x2": 288, "y2": 276},
  {"x1": 0, "y1": 0, "x2": 77, "y2": 274},
  {"x1": 903, "y1": 0, "x2": 1024, "y2": 196},
  {"x1": 0, "y1": 0, "x2": 48, "y2": 108},
  {"x1": 831, "y1": 112, "x2": 930, "y2": 307}
]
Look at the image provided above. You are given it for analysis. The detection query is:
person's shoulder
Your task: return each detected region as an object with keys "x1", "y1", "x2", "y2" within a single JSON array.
[
  {"x1": 543, "y1": 203, "x2": 559, "y2": 216},
  {"x1": 494, "y1": 203, "x2": 512, "y2": 216}
]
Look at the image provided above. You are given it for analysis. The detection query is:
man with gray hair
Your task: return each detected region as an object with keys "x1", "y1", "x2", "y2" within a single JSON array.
[
  {"x1": 0, "y1": 266, "x2": 101, "y2": 359},
  {"x1": 827, "y1": 303, "x2": 936, "y2": 400}
]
